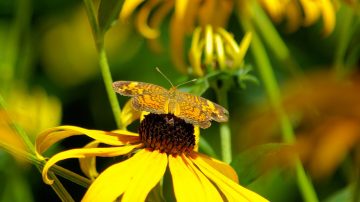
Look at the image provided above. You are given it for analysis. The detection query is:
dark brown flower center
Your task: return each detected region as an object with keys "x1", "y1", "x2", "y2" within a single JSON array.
[{"x1": 138, "y1": 113, "x2": 195, "y2": 155}]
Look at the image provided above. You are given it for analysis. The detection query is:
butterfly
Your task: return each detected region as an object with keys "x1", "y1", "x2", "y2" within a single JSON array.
[{"x1": 112, "y1": 81, "x2": 229, "y2": 128}]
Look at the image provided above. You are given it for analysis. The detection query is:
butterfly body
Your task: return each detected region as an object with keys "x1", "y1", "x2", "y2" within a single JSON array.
[{"x1": 113, "y1": 81, "x2": 228, "y2": 128}]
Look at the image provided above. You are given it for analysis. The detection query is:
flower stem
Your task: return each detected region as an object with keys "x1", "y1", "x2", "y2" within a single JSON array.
[
  {"x1": 240, "y1": 18, "x2": 319, "y2": 202},
  {"x1": 213, "y1": 82, "x2": 232, "y2": 163},
  {"x1": 83, "y1": 0, "x2": 123, "y2": 129}
]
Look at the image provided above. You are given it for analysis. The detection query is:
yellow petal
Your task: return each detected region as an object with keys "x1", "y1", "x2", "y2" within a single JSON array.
[
  {"x1": 218, "y1": 27, "x2": 239, "y2": 54},
  {"x1": 169, "y1": 154, "x2": 207, "y2": 202},
  {"x1": 120, "y1": 100, "x2": 141, "y2": 129},
  {"x1": 191, "y1": 155, "x2": 269, "y2": 202},
  {"x1": 320, "y1": 0, "x2": 336, "y2": 36},
  {"x1": 43, "y1": 145, "x2": 139, "y2": 184},
  {"x1": 195, "y1": 152, "x2": 239, "y2": 183},
  {"x1": 135, "y1": 0, "x2": 160, "y2": 39},
  {"x1": 174, "y1": 0, "x2": 189, "y2": 20},
  {"x1": 204, "y1": 25, "x2": 214, "y2": 66},
  {"x1": 79, "y1": 141, "x2": 100, "y2": 180},
  {"x1": 300, "y1": 0, "x2": 321, "y2": 26},
  {"x1": 182, "y1": 155, "x2": 223, "y2": 201},
  {"x1": 214, "y1": 33, "x2": 226, "y2": 70},
  {"x1": 122, "y1": 150, "x2": 167, "y2": 202},
  {"x1": 120, "y1": 0, "x2": 144, "y2": 20},
  {"x1": 189, "y1": 27, "x2": 204, "y2": 76},
  {"x1": 36, "y1": 126, "x2": 139, "y2": 158},
  {"x1": 234, "y1": 32, "x2": 252, "y2": 68},
  {"x1": 82, "y1": 149, "x2": 149, "y2": 202}
]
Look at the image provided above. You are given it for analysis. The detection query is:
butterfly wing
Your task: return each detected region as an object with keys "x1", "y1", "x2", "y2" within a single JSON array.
[
  {"x1": 113, "y1": 81, "x2": 168, "y2": 114},
  {"x1": 176, "y1": 92, "x2": 229, "y2": 128}
]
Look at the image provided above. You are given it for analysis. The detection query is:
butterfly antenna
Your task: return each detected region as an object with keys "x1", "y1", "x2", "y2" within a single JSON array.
[
  {"x1": 156, "y1": 67, "x2": 174, "y2": 87},
  {"x1": 175, "y1": 78, "x2": 197, "y2": 88}
]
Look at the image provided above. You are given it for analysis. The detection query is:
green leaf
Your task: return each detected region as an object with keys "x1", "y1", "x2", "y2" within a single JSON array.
[
  {"x1": 97, "y1": 0, "x2": 124, "y2": 34},
  {"x1": 325, "y1": 185, "x2": 353, "y2": 202},
  {"x1": 230, "y1": 143, "x2": 292, "y2": 186}
]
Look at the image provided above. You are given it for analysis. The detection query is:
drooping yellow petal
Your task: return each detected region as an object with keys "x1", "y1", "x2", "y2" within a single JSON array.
[
  {"x1": 82, "y1": 149, "x2": 150, "y2": 202},
  {"x1": 198, "y1": 0, "x2": 215, "y2": 26},
  {"x1": 120, "y1": 0, "x2": 144, "y2": 21},
  {"x1": 182, "y1": 155, "x2": 223, "y2": 201},
  {"x1": 79, "y1": 141, "x2": 100, "y2": 180},
  {"x1": 300, "y1": 0, "x2": 321, "y2": 26},
  {"x1": 195, "y1": 152, "x2": 239, "y2": 183},
  {"x1": 320, "y1": 0, "x2": 336, "y2": 36},
  {"x1": 169, "y1": 154, "x2": 207, "y2": 202},
  {"x1": 170, "y1": 16, "x2": 187, "y2": 74},
  {"x1": 42, "y1": 145, "x2": 140, "y2": 184},
  {"x1": 36, "y1": 126, "x2": 139, "y2": 158},
  {"x1": 135, "y1": 0, "x2": 160, "y2": 39},
  {"x1": 192, "y1": 155, "x2": 269, "y2": 202},
  {"x1": 122, "y1": 150, "x2": 167, "y2": 202}
]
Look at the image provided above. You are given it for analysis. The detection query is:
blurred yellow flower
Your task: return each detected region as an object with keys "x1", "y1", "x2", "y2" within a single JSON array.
[
  {"x1": 120, "y1": 0, "x2": 234, "y2": 73},
  {"x1": 4, "y1": 86, "x2": 61, "y2": 137},
  {"x1": 240, "y1": 71, "x2": 360, "y2": 179},
  {"x1": 258, "y1": 0, "x2": 336, "y2": 35},
  {"x1": 189, "y1": 25, "x2": 252, "y2": 77},
  {"x1": 36, "y1": 101, "x2": 268, "y2": 201}
]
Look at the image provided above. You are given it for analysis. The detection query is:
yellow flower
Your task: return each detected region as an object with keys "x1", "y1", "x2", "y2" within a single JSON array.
[
  {"x1": 189, "y1": 25, "x2": 252, "y2": 77},
  {"x1": 257, "y1": 0, "x2": 336, "y2": 35},
  {"x1": 36, "y1": 101, "x2": 268, "y2": 201},
  {"x1": 119, "y1": 0, "x2": 234, "y2": 74}
]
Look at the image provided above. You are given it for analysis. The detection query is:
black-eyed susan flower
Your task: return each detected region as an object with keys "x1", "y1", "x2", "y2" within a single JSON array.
[
  {"x1": 189, "y1": 25, "x2": 252, "y2": 77},
  {"x1": 119, "y1": 0, "x2": 234, "y2": 73},
  {"x1": 36, "y1": 101, "x2": 268, "y2": 201}
]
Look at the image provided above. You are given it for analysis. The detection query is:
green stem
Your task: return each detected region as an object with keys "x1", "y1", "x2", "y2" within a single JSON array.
[
  {"x1": 213, "y1": 83, "x2": 232, "y2": 163},
  {"x1": 0, "y1": 0, "x2": 31, "y2": 89},
  {"x1": 250, "y1": 1, "x2": 302, "y2": 77},
  {"x1": 240, "y1": 18, "x2": 318, "y2": 202},
  {"x1": 83, "y1": 0, "x2": 123, "y2": 129}
]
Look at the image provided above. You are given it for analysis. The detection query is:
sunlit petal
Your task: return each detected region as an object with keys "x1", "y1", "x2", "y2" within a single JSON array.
[
  {"x1": 191, "y1": 155, "x2": 269, "y2": 202},
  {"x1": 189, "y1": 27, "x2": 203, "y2": 76},
  {"x1": 182, "y1": 155, "x2": 223, "y2": 201},
  {"x1": 122, "y1": 150, "x2": 167, "y2": 202},
  {"x1": 205, "y1": 25, "x2": 214, "y2": 66},
  {"x1": 195, "y1": 152, "x2": 239, "y2": 183},
  {"x1": 120, "y1": 0, "x2": 144, "y2": 20},
  {"x1": 234, "y1": 32, "x2": 252, "y2": 68},
  {"x1": 36, "y1": 126, "x2": 139, "y2": 158},
  {"x1": 169, "y1": 154, "x2": 207, "y2": 202},
  {"x1": 300, "y1": 0, "x2": 321, "y2": 26},
  {"x1": 82, "y1": 149, "x2": 150, "y2": 202},
  {"x1": 214, "y1": 33, "x2": 226, "y2": 70},
  {"x1": 320, "y1": 0, "x2": 335, "y2": 36},
  {"x1": 135, "y1": 0, "x2": 160, "y2": 39},
  {"x1": 174, "y1": 0, "x2": 189, "y2": 20},
  {"x1": 42, "y1": 145, "x2": 140, "y2": 184},
  {"x1": 120, "y1": 100, "x2": 142, "y2": 129}
]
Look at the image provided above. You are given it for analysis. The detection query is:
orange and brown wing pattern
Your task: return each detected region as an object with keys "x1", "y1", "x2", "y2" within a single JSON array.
[
  {"x1": 176, "y1": 92, "x2": 229, "y2": 128},
  {"x1": 113, "y1": 81, "x2": 168, "y2": 114}
]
